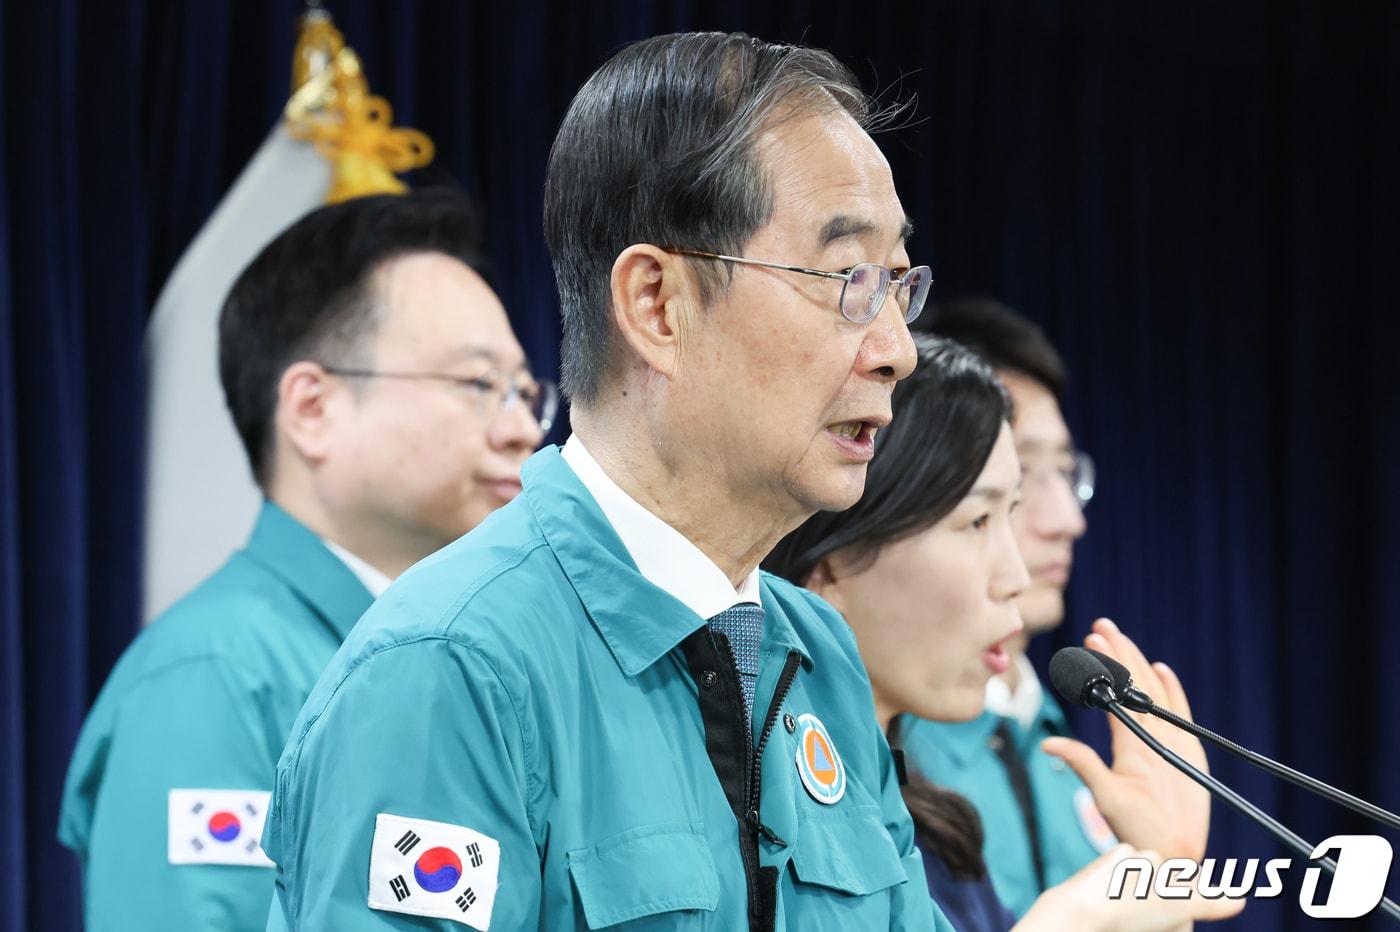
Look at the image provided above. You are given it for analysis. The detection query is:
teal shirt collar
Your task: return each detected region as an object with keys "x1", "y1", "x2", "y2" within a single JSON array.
[
  {"x1": 242, "y1": 500, "x2": 374, "y2": 642},
  {"x1": 521, "y1": 446, "x2": 813, "y2": 676}
]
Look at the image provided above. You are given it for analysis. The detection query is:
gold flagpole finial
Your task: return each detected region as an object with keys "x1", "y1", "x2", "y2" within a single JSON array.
[{"x1": 284, "y1": 8, "x2": 435, "y2": 203}]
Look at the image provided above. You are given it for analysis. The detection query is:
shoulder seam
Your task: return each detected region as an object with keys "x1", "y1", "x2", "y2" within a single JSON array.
[
  {"x1": 286, "y1": 634, "x2": 542, "y2": 842},
  {"x1": 289, "y1": 536, "x2": 548, "y2": 742},
  {"x1": 286, "y1": 538, "x2": 551, "y2": 832},
  {"x1": 434, "y1": 537, "x2": 553, "y2": 635},
  {"x1": 115, "y1": 651, "x2": 271, "y2": 694}
]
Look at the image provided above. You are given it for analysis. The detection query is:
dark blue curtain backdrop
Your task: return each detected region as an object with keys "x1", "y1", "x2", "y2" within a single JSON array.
[{"x1": 2, "y1": 1, "x2": 1395, "y2": 929}]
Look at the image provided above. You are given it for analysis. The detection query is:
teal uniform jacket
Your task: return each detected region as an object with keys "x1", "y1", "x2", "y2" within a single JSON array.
[
  {"x1": 901, "y1": 690, "x2": 1117, "y2": 917},
  {"x1": 263, "y1": 446, "x2": 949, "y2": 931},
  {"x1": 59, "y1": 502, "x2": 373, "y2": 932}
]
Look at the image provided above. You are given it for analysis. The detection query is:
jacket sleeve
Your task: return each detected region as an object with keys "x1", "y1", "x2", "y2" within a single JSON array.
[
  {"x1": 60, "y1": 655, "x2": 280, "y2": 932},
  {"x1": 264, "y1": 636, "x2": 541, "y2": 930}
]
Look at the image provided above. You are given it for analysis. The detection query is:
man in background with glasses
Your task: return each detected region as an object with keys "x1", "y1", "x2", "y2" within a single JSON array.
[
  {"x1": 904, "y1": 297, "x2": 1103, "y2": 917},
  {"x1": 59, "y1": 189, "x2": 551, "y2": 931},
  {"x1": 263, "y1": 32, "x2": 948, "y2": 931}
]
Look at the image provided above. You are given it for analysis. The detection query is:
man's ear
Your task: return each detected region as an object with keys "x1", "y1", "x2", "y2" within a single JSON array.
[
  {"x1": 608, "y1": 244, "x2": 700, "y2": 380},
  {"x1": 275, "y1": 361, "x2": 338, "y2": 466}
]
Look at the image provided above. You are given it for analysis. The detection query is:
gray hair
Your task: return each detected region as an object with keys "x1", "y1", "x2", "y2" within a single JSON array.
[{"x1": 543, "y1": 32, "x2": 879, "y2": 403}]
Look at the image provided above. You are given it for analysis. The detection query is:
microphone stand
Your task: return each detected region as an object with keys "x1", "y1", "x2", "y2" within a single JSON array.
[
  {"x1": 1096, "y1": 692, "x2": 1400, "y2": 923},
  {"x1": 1121, "y1": 688, "x2": 1400, "y2": 833}
]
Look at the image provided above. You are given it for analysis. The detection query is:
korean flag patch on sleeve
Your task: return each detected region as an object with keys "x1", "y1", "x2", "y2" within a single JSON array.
[
  {"x1": 168, "y1": 788, "x2": 274, "y2": 867},
  {"x1": 368, "y1": 812, "x2": 500, "y2": 930}
]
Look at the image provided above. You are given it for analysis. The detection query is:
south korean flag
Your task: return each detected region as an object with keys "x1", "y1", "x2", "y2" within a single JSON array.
[
  {"x1": 368, "y1": 812, "x2": 500, "y2": 930},
  {"x1": 167, "y1": 788, "x2": 274, "y2": 867}
]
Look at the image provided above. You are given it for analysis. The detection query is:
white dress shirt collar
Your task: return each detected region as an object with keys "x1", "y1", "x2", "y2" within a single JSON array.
[
  {"x1": 561, "y1": 435, "x2": 761, "y2": 619},
  {"x1": 322, "y1": 539, "x2": 392, "y2": 599},
  {"x1": 984, "y1": 652, "x2": 1043, "y2": 730}
]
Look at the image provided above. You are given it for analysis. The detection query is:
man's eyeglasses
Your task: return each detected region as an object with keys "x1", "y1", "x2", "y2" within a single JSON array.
[
  {"x1": 1023, "y1": 450, "x2": 1095, "y2": 510},
  {"x1": 1070, "y1": 451, "x2": 1095, "y2": 508},
  {"x1": 665, "y1": 248, "x2": 933, "y2": 325},
  {"x1": 322, "y1": 366, "x2": 558, "y2": 433}
]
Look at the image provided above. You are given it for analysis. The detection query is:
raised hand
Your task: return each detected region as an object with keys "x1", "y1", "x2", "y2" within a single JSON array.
[{"x1": 1040, "y1": 618, "x2": 1211, "y2": 862}]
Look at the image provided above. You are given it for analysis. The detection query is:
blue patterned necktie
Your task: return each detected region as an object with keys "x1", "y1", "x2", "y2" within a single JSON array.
[{"x1": 707, "y1": 603, "x2": 765, "y2": 723}]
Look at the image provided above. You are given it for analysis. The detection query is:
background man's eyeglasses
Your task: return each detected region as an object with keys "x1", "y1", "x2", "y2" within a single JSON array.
[
  {"x1": 1022, "y1": 450, "x2": 1096, "y2": 509},
  {"x1": 322, "y1": 366, "x2": 558, "y2": 433},
  {"x1": 1069, "y1": 450, "x2": 1095, "y2": 508},
  {"x1": 665, "y1": 248, "x2": 933, "y2": 324}
]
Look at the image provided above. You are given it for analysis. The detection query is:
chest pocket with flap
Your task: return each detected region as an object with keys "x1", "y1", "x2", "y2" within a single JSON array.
[
  {"x1": 789, "y1": 803, "x2": 908, "y2": 896},
  {"x1": 567, "y1": 822, "x2": 720, "y2": 929}
]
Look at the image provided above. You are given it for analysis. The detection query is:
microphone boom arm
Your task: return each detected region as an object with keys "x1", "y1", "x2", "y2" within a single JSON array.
[
  {"x1": 1135, "y1": 696, "x2": 1400, "y2": 833},
  {"x1": 1104, "y1": 703, "x2": 1400, "y2": 923}
]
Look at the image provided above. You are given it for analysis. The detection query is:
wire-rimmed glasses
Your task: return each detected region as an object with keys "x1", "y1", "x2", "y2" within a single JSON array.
[
  {"x1": 1022, "y1": 449, "x2": 1096, "y2": 510},
  {"x1": 665, "y1": 248, "x2": 932, "y2": 324},
  {"x1": 322, "y1": 366, "x2": 559, "y2": 433},
  {"x1": 1068, "y1": 450, "x2": 1095, "y2": 508}
]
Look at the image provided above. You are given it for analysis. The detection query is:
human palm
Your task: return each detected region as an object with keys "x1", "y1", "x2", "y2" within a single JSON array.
[{"x1": 1040, "y1": 618, "x2": 1211, "y2": 861}]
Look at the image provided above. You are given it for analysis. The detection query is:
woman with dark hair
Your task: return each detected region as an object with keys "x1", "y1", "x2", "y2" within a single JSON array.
[{"x1": 766, "y1": 335, "x2": 1238, "y2": 930}]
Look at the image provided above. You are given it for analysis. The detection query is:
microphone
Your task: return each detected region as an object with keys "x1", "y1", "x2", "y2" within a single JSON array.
[
  {"x1": 1083, "y1": 649, "x2": 1153, "y2": 710},
  {"x1": 1049, "y1": 647, "x2": 1400, "y2": 924},
  {"x1": 1048, "y1": 646, "x2": 1119, "y2": 710},
  {"x1": 1084, "y1": 648, "x2": 1400, "y2": 833}
]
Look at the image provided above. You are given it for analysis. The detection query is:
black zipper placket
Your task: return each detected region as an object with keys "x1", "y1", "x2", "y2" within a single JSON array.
[
  {"x1": 679, "y1": 629, "x2": 803, "y2": 932},
  {"x1": 739, "y1": 650, "x2": 802, "y2": 928},
  {"x1": 746, "y1": 651, "x2": 801, "y2": 846}
]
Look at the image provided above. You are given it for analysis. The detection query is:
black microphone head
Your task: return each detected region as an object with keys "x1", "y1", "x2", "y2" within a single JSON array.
[
  {"x1": 1085, "y1": 647, "x2": 1157, "y2": 711},
  {"x1": 1049, "y1": 647, "x2": 1115, "y2": 709},
  {"x1": 1086, "y1": 648, "x2": 1131, "y2": 692}
]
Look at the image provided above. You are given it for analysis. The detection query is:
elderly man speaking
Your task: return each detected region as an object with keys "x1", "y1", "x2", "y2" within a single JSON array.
[{"x1": 263, "y1": 32, "x2": 940, "y2": 930}]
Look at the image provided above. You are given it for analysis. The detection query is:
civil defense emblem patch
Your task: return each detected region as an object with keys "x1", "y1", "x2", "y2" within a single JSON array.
[{"x1": 794, "y1": 713, "x2": 846, "y2": 804}]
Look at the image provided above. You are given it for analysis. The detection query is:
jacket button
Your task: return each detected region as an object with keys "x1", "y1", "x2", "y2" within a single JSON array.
[
  {"x1": 700, "y1": 670, "x2": 717, "y2": 688},
  {"x1": 783, "y1": 713, "x2": 796, "y2": 733}
]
